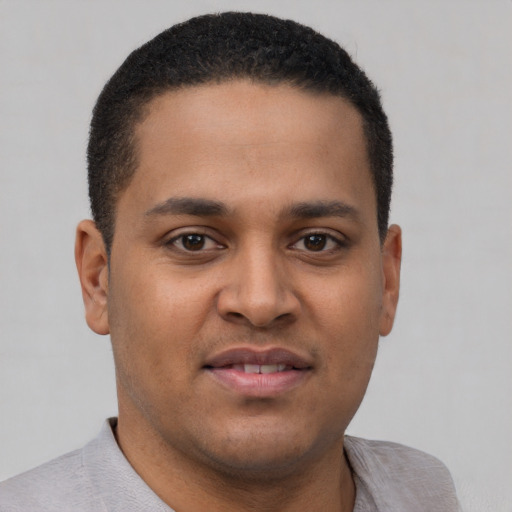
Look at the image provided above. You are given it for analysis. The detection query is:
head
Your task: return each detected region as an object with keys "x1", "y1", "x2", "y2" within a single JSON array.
[
  {"x1": 76, "y1": 12, "x2": 401, "y2": 491},
  {"x1": 87, "y1": 12, "x2": 393, "y2": 254}
]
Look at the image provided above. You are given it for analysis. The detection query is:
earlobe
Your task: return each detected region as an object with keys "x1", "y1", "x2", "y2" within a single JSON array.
[
  {"x1": 75, "y1": 220, "x2": 110, "y2": 335},
  {"x1": 379, "y1": 224, "x2": 402, "y2": 337}
]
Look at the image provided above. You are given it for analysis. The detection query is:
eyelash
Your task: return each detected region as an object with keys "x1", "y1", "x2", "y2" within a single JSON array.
[
  {"x1": 167, "y1": 232, "x2": 225, "y2": 252},
  {"x1": 166, "y1": 230, "x2": 346, "y2": 254},
  {"x1": 289, "y1": 232, "x2": 347, "y2": 253}
]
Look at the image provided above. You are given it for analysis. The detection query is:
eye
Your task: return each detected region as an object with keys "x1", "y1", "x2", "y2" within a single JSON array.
[
  {"x1": 292, "y1": 233, "x2": 345, "y2": 252},
  {"x1": 303, "y1": 234, "x2": 329, "y2": 251},
  {"x1": 169, "y1": 233, "x2": 223, "y2": 252}
]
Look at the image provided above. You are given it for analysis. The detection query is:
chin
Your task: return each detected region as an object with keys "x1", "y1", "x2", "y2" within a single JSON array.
[
  {"x1": 206, "y1": 449, "x2": 310, "y2": 482},
  {"x1": 194, "y1": 423, "x2": 331, "y2": 481}
]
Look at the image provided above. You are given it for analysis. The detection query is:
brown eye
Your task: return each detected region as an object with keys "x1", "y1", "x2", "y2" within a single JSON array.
[
  {"x1": 303, "y1": 234, "x2": 327, "y2": 251},
  {"x1": 290, "y1": 232, "x2": 345, "y2": 254},
  {"x1": 169, "y1": 232, "x2": 225, "y2": 253},
  {"x1": 181, "y1": 234, "x2": 206, "y2": 251}
]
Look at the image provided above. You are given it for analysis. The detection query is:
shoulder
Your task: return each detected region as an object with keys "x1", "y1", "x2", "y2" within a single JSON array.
[
  {"x1": 0, "y1": 448, "x2": 102, "y2": 512},
  {"x1": 345, "y1": 436, "x2": 453, "y2": 476},
  {"x1": 0, "y1": 419, "x2": 174, "y2": 512},
  {"x1": 345, "y1": 436, "x2": 461, "y2": 512}
]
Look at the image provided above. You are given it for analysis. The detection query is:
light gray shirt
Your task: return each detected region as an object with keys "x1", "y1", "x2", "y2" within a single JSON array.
[{"x1": 0, "y1": 418, "x2": 461, "y2": 511}]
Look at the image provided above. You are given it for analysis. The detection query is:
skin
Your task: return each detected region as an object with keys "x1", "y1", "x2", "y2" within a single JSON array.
[{"x1": 75, "y1": 81, "x2": 401, "y2": 512}]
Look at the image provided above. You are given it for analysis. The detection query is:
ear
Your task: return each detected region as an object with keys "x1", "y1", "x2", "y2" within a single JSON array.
[
  {"x1": 379, "y1": 224, "x2": 402, "y2": 336},
  {"x1": 75, "y1": 220, "x2": 110, "y2": 335}
]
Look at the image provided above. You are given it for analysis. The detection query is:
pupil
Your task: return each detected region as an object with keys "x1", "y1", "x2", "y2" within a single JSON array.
[
  {"x1": 183, "y1": 234, "x2": 205, "y2": 250},
  {"x1": 305, "y1": 234, "x2": 326, "y2": 251}
]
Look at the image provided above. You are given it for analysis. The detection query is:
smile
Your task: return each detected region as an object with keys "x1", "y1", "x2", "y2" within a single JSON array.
[
  {"x1": 203, "y1": 347, "x2": 313, "y2": 397},
  {"x1": 230, "y1": 364, "x2": 290, "y2": 373}
]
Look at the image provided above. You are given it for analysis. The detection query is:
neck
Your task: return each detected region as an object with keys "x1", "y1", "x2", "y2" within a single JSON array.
[{"x1": 114, "y1": 412, "x2": 355, "y2": 512}]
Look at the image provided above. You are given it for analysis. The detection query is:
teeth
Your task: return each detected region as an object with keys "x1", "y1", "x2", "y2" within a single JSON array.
[
  {"x1": 234, "y1": 364, "x2": 288, "y2": 374},
  {"x1": 244, "y1": 364, "x2": 260, "y2": 374}
]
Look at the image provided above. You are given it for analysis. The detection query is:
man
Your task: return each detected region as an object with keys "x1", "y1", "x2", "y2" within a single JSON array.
[{"x1": 0, "y1": 12, "x2": 460, "y2": 511}]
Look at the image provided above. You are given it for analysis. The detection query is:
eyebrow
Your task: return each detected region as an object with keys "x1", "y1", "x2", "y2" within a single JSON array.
[
  {"x1": 144, "y1": 197, "x2": 358, "y2": 221},
  {"x1": 287, "y1": 200, "x2": 359, "y2": 220},
  {"x1": 144, "y1": 197, "x2": 229, "y2": 217}
]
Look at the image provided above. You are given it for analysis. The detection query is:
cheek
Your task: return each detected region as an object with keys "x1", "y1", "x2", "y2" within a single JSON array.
[
  {"x1": 310, "y1": 262, "x2": 383, "y2": 334},
  {"x1": 107, "y1": 263, "x2": 213, "y2": 384},
  {"x1": 307, "y1": 262, "x2": 383, "y2": 375}
]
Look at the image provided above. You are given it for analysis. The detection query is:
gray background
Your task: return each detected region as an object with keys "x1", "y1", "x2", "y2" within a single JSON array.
[{"x1": 1, "y1": 1, "x2": 511, "y2": 510}]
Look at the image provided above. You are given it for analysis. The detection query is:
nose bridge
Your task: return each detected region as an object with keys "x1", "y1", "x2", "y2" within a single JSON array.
[{"x1": 218, "y1": 239, "x2": 298, "y2": 327}]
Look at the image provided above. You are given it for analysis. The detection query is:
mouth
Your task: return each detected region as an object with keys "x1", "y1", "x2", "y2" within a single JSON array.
[
  {"x1": 226, "y1": 363, "x2": 291, "y2": 373},
  {"x1": 203, "y1": 347, "x2": 313, "y2": 397}
]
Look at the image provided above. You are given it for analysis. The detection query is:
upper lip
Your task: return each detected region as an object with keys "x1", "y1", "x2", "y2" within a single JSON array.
[{"x1": 203, "y1": 347, "x2": 313, "y2": 370}]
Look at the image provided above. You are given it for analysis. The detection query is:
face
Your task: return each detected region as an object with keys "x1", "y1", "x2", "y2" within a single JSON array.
[{"x1": 77, "y1": 81, "x2": 401, "y2": 478}]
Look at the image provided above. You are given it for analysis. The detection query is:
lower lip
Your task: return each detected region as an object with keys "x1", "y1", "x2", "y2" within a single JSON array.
[{"x1": 206, "y1": 368, "x2": 310, "y2": 397}]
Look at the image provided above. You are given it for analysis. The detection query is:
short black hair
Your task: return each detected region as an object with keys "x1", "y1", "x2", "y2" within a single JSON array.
[{"x1": 88, "y1": 12, "x2": 393, "y2": 252}]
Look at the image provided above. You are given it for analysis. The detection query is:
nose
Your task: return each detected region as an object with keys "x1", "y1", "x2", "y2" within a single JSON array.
[{"x1": 216, "y1": 248, "x2": 300, "y2": 328}]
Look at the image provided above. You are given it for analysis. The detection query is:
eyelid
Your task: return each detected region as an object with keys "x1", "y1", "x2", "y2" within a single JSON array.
[
  {"x1": 165, "y1": 227, "x2": 226, "y2": 251},
  {"x1": 289, "y1": 229, "x2": 348, "y2": 252},
  {"x1": 162, "y1": 226, "x2": 347, "y2": 253}
]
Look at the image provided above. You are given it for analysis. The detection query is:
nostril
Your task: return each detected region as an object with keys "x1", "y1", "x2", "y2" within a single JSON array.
[
  {"x1": 227, "y1": 312, "x2": 245, "y2": 319},
  {"x1": 217, "y1": 283, "x2": 300, "y2": 328}
]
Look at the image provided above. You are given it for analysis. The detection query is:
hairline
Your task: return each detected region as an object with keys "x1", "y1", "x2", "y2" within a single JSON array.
[{"x1": 105, "y1": 78, "x2": 383, "y2": 254}]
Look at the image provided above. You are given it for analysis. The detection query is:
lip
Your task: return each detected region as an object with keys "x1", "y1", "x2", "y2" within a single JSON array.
[
  {"x1": 204, "y1": 347, "x2": 313, "y2": 369},
  {"x1": 203, "y1": 346, "x2": 313, "y2": 398}
]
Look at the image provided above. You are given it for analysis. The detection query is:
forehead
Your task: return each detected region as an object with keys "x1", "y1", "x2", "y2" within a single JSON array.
[
  {"x1": 121, "y1": 81, "x2": 375, "y2": 223},
  {"x1": 138, "y1": 81, "x2": 365, "y2": 154}
]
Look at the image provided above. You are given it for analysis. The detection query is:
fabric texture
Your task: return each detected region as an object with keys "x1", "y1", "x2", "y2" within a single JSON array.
[{"x1": 0, "y1": 418, "x2": 461, "y2": 511}]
